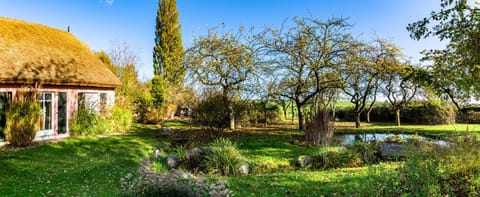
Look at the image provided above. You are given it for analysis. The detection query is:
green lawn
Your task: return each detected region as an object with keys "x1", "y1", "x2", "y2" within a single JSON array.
[
  {"x1": 336, "y1": 122, "x2": 480, "y2": 137},
  {"x1": 1, "y1": 121, "x2": 479, "y2": 196},
  {"x1": 0, "y1": 124, "x2": 167, "y2": 196}
]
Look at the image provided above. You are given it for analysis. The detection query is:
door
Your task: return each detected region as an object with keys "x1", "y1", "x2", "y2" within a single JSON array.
[
  {"x1": 57, "y1": 92, "x2": 67, "y2": 134},
  {"x1": 37, "y1": 93, "x2": 54, "y2": 137}
]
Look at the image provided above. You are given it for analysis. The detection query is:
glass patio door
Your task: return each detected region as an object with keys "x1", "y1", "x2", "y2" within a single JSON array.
[{"x1": 37, "y1": 93, "x2": 53, "y2": 137}]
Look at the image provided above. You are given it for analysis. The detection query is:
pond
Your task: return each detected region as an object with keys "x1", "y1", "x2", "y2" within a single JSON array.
[{"x1": 333, "y1": 133, "x2": 449, "y2": 146}]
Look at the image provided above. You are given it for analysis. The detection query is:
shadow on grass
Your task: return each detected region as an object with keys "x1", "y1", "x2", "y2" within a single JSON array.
[{"x1": 0, "y1": 124, "x2": 168, "y2": 196}]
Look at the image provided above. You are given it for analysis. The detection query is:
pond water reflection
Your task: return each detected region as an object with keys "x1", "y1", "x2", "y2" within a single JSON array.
[{"x1": 333, "y1": 133, "x2": 447, "y2": 146}]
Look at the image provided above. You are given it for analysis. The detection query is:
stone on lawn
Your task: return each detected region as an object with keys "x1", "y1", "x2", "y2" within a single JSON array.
[
  {"x1": 380, "y1": 143, "x2": 405, "y2": 158},
  {"x1": 167, "y1": 154, "x2": 179, "y2": 169},
  {"x1": 238, "y1": 162, "x2": 250, "y2": 175},
  {"x1": 296, "y1": 156, "x2": 313, "y2": 168},
  {"x1": 154, "y1": 149, "x2": 164, "y2": 161}
]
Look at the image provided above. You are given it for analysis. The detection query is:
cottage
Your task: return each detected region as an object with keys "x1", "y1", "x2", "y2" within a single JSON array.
[{"x1": 0, "y1": 17, "x2": 121, "y2": 141}]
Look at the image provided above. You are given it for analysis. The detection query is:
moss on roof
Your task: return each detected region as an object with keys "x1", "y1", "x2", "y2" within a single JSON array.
[{"x1": 0, "y1": 17, "x2": 121, "y2": 88}]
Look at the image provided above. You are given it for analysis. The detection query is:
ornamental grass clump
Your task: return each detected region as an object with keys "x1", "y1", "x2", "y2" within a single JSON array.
[
  {"x1": 5, "y1": 87, "x2": 41, "y2": 147},
  {"x1": 204, "y1": 138, "x2": 242, "y2": 176}
]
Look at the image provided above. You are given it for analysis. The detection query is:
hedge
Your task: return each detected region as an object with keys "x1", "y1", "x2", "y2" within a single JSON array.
[{"x1": 335, "y1": 101, "x2": 457, "y2": 125}]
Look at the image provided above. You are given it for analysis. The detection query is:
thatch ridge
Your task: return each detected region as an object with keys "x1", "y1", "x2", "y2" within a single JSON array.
[{"x1": 0, "y1": 17, "x2": 121, "y2": 88}]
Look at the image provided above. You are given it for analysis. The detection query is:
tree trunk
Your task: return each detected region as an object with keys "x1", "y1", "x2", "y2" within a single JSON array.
[
  {"x1": 297, "y1": 104, "x2": 304, "y2": 131},
  {"x1": 305, "y1": 109, "x2": 334, "y2": 145},
  {"x1": 291, "y1": 103, "x2": 295, "y2": 122},
  {"x1": 282, "y1": 104, "x2": 288, "y2": 121},
  {"x1": 263, "y1": 103, "x2": 268, "y2": 127},
  {"x1": 395, "y1": 108, "x2": 401, "y2": 127},
  {"x1": 366, "y1": 110, "x2": 371, "y2": 123},
  {"x1": 229, "y1": 105, "x2": 235, "y2": 130},
  {"x1": 355, "y1": 112, "x2": 361, "y2": 128}
]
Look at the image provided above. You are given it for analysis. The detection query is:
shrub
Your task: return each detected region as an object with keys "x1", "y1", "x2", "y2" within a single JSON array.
[
  {"x1": 192, "y1": 90, "x2": 229, "y2": 132},
  {"x1": 349, "y1": 142, "x2": 380, "y2": 164},
  {"x1": 69, "y1": 107, "x2": 100, "y2": 136},
  {"x1": 4, "y1": 87, "x2": 41, "y2": 147},
  {"x1": 312, "y1": 148, "x2": 363, "y2": 169},
  {"x1": 335, "y1": 101, "x2": 456, "y2": 125},
  {"x1": 204, "y1": 138, "x2": 242, "y2": 176},
  {"x1": 121, "y1": 160, "x2": 234, "y2": 197},
  {"x1": 106, "y1": 105, "x2": 133, "y2": 133},
  {"x1": 70, "y1": 105, "x2": 133, "y2": 136},
  {"x1": 457, "y1": 106, "x2": 480, "y2": 123},
  {"x1": 365, "y1": 135, "x2": 480, "y2": 196}
]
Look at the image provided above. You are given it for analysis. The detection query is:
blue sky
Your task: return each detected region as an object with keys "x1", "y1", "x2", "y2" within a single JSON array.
[{"x1": 0, "y1": 0, "x2": 446, "y2": 80}]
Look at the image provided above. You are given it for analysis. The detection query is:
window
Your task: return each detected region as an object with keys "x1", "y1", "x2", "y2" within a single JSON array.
[{"x1": 0, "y1": 92, "x2": 12, "y2": 141}]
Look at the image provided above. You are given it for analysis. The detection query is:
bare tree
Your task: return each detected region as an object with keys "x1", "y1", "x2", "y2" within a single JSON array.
[{"x1": 257, "y1": 17, "x2": 350, "y2": 131}]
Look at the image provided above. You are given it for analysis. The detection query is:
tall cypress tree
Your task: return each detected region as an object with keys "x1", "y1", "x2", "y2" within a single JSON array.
[
  {"x1": 152, "y1": 0, "x2": 184, "y2": 108},
  {"x1": 153, "y1": 0, "x2": 184, "y2": 84}
]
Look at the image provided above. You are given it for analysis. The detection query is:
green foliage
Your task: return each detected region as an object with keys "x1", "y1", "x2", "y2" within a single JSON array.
[
  {"x1": 192, "y1": 90, "x2": 229, "y2": 132},
  {"x1": 457, "y1": 106, "x2": 480, "y2": 123},
  {"x1": 407, "y1": 0, "x2": 480, "y2": 106},
  {"x1": 107, "y1": 104, "x2": 134, "y2": 133},
  {"x1": 205, "y1": 138, "x2": 243, "y2": 176},
  {"x1": 70, "y1": 105, "x2": 133, "y2": 136},
  {"x1": 153, "y1": 0, "x2": 184, "y2": 86},
  {"x1": 69, "y1": 107, "x2": 101, "y2": 136},
  {"x1": 336, "y1": 101, "x2": 457, "y2": 125},
  {"x1": 150, "y1": 76, "x2": 165, "y2": 110},
  {"x1": 4, "y1": 88, "x2": 41, "y2": 147},
  {"x1": 366, "y1": 135, "x2": 480, "y2": 196},
  {"x1": 312, "y1": 147, "x2": 363, "y2": 169},
  {"x1": 349, "y1": 142, "x2": 380, "y2": 164}
]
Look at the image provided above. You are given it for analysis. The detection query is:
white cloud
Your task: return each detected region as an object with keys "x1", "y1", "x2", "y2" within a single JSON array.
[{"x1": 105, "y1": 0, "x2": 114, "y2": 6}]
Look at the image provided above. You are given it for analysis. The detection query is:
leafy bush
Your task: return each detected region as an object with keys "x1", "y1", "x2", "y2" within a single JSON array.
[
  {"x1": 121, "y1": 160, "x2": 234, "y2": 197},
  {"x1": 457, "y1": 106, "x2": 480, "y2": 123},
  {"x1": 106, "y1": 105, "x2": 133, "y2": 133},
  {"x1": 4, "y1": 88, "x2": 41, "y2": 147},
  {"x1": 204, "y1": 138, "x2": 242, "y2": 176},
  {"x1": 365, "y1": 135, "x2": 480, "y2": 196},
  {"x1": 70, "y1": 105, "x2": 133, "y2": 136},
  {"x1": 349, "y1": 142, "x2": 380, "y2": 164},
  {"x1": 335, "y1": 101, "x2": 456, "y2": 124},
  {"x1": 312, "y1": 148, "x2": 363, "y2": 169},
  {"x1": 192, "y1": 91, "x2": 229, "y2": 132},
  {"x1": 70, "y1": 107, "x2": 101, "y2": 136}
]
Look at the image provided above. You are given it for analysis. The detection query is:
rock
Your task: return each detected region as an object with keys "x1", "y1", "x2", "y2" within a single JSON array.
[
  {"x1": 238, "y1": 162, "x2": 250, "y2": 175},
  {"x1": 380, "y1": 143, "x2": 405, "y2": 158},
  {"x1": 154, "y1": 149, "x2": 164, "y2": 161},
  {"x1": 185, "y1": 147, "x2": 206, "y2": 169},
  {"x1": 167, "y1": 154, "x2": 179, "y2": 169},
  {"x1": 172, "y1": 170, "x2": 194, "y2": 179},
  {"x1": 296, "y1": 156, "x2": 313, "y2": 168}
]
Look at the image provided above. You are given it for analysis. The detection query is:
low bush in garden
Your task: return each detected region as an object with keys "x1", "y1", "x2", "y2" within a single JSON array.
[
  {"x1": 121, "y1": 160, "x2": 234, "y2": 197},
  {"x1": 365, "y1": 135, "x2": 480, "y2": 196},
  {"x1": 312, "y1": 148, "x2": 363, "y2": 169},
  {"x1": 457, "y1": 106, "x2": 480, "y2": 123},
  {"x1": 204, "y1": 138, "x2": 243, "y2": 176},
  {"x1": 70, "y1": 105, "x2": 133, "y2": 136},
  {"x1": 4, "y1": 87, "x2": 41, "y2": 147}
]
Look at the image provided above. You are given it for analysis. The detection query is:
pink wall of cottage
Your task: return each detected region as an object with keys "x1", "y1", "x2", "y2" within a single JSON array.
[{"x1": 0, "y1": 84, "x2": 115, "y2": 137}]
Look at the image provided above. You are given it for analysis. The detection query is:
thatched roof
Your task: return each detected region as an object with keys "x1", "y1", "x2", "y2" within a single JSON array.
[{"x1": 0, "y1": 17, "x2": 121, "y2": 88}]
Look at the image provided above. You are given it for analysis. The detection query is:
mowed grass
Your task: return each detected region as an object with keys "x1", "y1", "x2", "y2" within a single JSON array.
[
  {"x1": 0, "y1": 124, "x2": 167, "y2": 196},
  {"x1": 1, "y1": 120, "x2": 478, "y2": 196}
]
